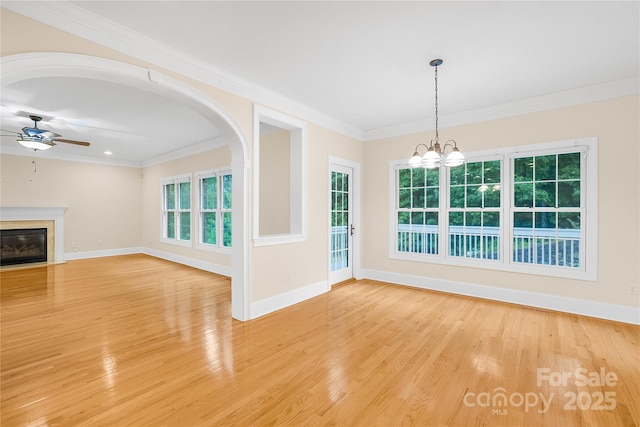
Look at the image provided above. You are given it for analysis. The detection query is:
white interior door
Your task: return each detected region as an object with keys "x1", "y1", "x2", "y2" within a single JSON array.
[{"x1": 329, "y1": 165, "x2": 353, "y2": 285}]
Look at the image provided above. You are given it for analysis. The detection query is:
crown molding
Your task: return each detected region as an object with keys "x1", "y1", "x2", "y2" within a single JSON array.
[
  {"x1": 2, "y1": 1, "x2": 364, "y2": 141},
  {"x1": 1, "y1": 136, "x2": 233, "y2": 169},
  {"x1": 363, "y1": 76, "x2": 640, "y2": 141},
  {"x1": 141, "y1": 135, "x2": 231, "y2": 168},
  {"x1": 0, "y1": 145, "x2": 143, "y2": 168}
]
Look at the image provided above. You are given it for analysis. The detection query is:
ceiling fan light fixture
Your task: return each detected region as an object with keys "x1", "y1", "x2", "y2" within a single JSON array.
[
  {"x1": 18, "y1": 137, "x2": 54, "y2": 151},
  {"x1": 2, "y1": 115, "x2": 91, "y2": 152}
]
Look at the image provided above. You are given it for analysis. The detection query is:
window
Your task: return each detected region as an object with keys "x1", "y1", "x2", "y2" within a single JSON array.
[
  {"x1": 162, "y1": 175, "x2": 191, "y2": 244},
  {"x1": 397, "y1": 167, "x2": 440, "y2": 254},
  {"x1": 511, "y1": 151, "x2": 582, "y2": 268},
  {"x1": 197, "y1": 170, "x2": 232, "y2": 249},
  {"x1": 448, "y1": 159, "x2": 501, "y2": 260},
  {"x1": 390, "y1": 137, "x2": 597, "y2": 280},
  {"x1": 164, "y1": 182, "x2": 176, "y2": 239},
  {"x1": 331, "y1": 169, "x2": 350, "y2": 270}
]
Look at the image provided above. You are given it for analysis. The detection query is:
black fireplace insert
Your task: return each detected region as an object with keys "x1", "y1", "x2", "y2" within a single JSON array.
[{"x1": 0, "y1": 228, "x2": 48, "y2": 266}]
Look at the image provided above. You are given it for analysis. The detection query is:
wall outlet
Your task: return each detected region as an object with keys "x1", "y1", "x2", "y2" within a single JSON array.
[{"x1": 629, "y1": 284, "x2": 639, "y2": 295}]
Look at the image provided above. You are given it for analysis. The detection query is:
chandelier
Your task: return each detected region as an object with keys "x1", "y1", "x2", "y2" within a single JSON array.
[{"x1": 408, "y1": 59, "x2": 465, "y2": 168}]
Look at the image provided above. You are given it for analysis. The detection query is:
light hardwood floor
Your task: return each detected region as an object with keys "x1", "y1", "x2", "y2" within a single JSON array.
[{"x1": 1, "y1": 254, "x2": 639, "y2": 426}]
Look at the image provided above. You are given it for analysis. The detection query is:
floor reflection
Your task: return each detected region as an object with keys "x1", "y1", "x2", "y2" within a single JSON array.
[
  {"x1": 0, "y1": 265, "x2": 55, "y2": 301},
  {"x1": 101, "y1": 343, "x2": 118, "y2": 393},
  {"x1": 201, "y1": 293, "x2": 234, "y2": 376},
  {"x1": 162, "y1": 280, "x2": 192, "y2": 344}
]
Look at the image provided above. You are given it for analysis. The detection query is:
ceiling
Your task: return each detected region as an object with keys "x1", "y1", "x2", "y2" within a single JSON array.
[
  {"x1": 1, "y1": 1, "x2": 638, "y2": 166},
  {"x1": 1, "y1": 77, "x2": 223, "y2": 164}
]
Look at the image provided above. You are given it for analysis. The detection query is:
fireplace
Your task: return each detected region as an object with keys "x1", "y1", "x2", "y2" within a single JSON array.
[
  {"x1": 1, "y1": 228, "x2": 48, "y2": 266},
  {"x1": 0, "y1": 207, "x2": 66, "y2": 265}
]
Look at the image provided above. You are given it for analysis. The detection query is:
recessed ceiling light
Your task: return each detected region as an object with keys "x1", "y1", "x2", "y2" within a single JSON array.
[{"x1": 104, "y1": 151, "x2": 112, "y2": 155}]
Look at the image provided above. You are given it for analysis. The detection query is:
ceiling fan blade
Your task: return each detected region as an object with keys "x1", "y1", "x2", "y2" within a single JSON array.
[
  {"x1": 0, "y1": 128, "x2": 23, "y2": 136},
  {"x1": 53, "y1": 138, "x2": 91, "y2": 147}
]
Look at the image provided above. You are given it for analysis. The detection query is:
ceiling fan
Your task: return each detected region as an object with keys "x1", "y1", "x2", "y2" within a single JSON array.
[{"x1": 1, "y1": 115, "x2": 91, "y2": 151}]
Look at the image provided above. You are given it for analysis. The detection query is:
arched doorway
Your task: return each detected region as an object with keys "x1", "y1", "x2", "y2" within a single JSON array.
[{"x1": 1, "y1": 52, "x2": 250, "y2": 320}]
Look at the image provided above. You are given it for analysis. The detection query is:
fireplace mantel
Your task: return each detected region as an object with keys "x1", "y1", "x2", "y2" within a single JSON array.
[{"x1": 0, "y1": 207, "x2": 67, "y2": 264}]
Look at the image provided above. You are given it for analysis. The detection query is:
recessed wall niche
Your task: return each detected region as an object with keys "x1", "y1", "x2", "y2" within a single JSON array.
[{"x1": 253, "y1": 105, "x2": 307, "y2": 246}]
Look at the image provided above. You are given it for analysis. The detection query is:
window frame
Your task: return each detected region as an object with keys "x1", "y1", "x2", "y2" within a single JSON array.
[
  {"x1": 395, "y1": 166, "x2": 442, "y2": 256},
  {"x1": 446, "y1": 156, "x2": 504, "y2": 263},
  {"x1": 161, "y1": 173, "x2": 192, "y2": 247},
  {"x1": 507, "y1": 146, "x2": 588, "y2": 275},
  {"x1": 389, "y1": 137, "x2": 597, "y2": 281},
  {"x1": 195, "y1": 168, "x2": 232, "y2": 253}
]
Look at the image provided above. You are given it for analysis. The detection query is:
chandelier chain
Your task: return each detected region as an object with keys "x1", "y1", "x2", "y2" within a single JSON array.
[{"x1": 434, "y1": 63, "x2": 439, "y2": 144}]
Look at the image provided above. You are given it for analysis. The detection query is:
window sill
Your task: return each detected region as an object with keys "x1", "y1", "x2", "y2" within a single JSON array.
[
  {"x1": 253, "y1": 233, "x2": 307, "y2": 247},
  {"x1": 195, "y1": 243, "x2": 232, "y2": 254},
  {"x1": 389, "y1": 251, "x2": 596, "y2": 282},
  {"x1": 160, "y1": 238, "x2": 192, "y2": 248}
]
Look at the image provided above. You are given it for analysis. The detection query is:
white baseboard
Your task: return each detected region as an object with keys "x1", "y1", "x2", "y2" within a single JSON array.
[
  {"x1": 64, "y1": 246, "x2": 231, "y2": 277},
  {"x1": 251, "y1": 280, "x2": 328, "y2": 320},
  {"x1": 363, "y1": 269, "x2": 640, "y2": 326},
  {"x1": 142, "y1": 247, "x2": 232, "y2": 277},
  {"x1": 64, "y1": 247, "x2": 142, "y2": 260}
]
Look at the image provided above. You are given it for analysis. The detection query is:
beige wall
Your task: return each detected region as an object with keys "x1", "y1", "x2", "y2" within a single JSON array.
[
  {"x1": 251, "y1": 123, "x2": 364, "y2": 301},
  {"x1": 0, "y1": 154, "x2": 142, "y2": 253},
  {"x1": 259, "y1": 129, "x2": 291, "y2": 235},
  {"x1": 363, "y1": 95, "x2": 640, "y2": 308}
]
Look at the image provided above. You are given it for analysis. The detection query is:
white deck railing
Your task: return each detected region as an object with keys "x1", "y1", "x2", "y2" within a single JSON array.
[
  {"x1": 396, "y1": 225, "x2": 580, "y2": 267},
  {"x1": 331, "y1": 226, "x2": 349, "y2": 271},
  {"x1": 397, "y1": 224, "x2": 439, "y2": 255},
  {"x1": 512, "y1": 227, "x2": 580, "y2": 267}
]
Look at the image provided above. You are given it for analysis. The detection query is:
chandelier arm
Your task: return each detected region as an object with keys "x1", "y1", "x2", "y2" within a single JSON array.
[
  {"x1": 414, "y1": 143, "x2": 430, "y2": 153},
  {"x1": 441, "y1": 139, "x2": 459, "y2": 154}
]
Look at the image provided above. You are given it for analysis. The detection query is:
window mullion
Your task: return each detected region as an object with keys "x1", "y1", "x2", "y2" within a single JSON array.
[
  {"x1": 176, "y1": 180, "x2": 182, "y2": 241},
  {"x1": 217, "y1": 174, "x2": 223, "y2": 247},
  {"x1": 439, "y1": 165, "x2": 448, "y2": 259}
]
